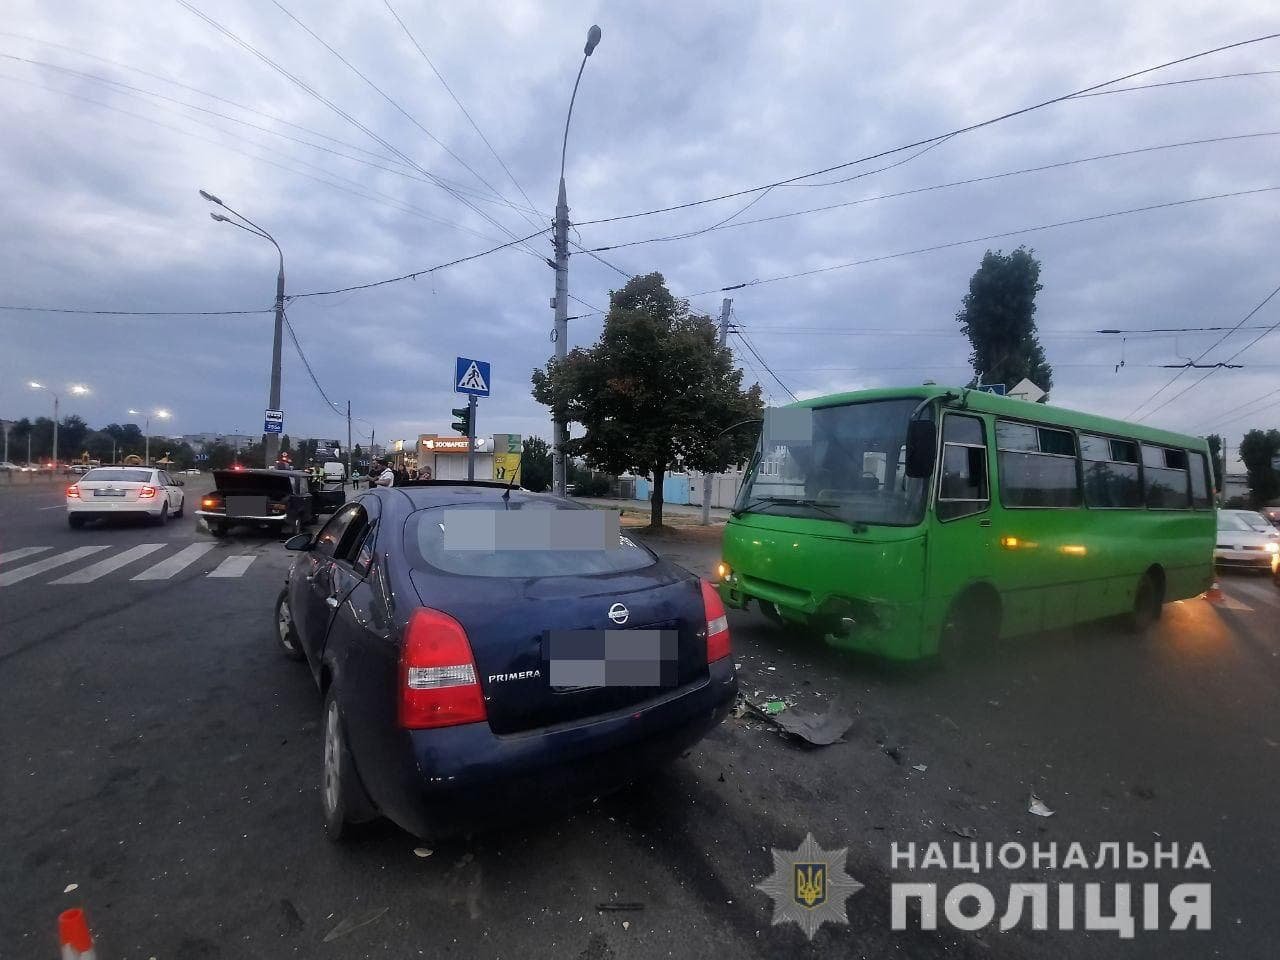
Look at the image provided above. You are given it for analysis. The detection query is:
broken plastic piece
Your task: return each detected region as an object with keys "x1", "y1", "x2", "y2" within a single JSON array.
[
  {"x1": 771, "y1": 698, "x2": 854, "y2": 746},
  {"x1": 323, "y1": 907, "x2": 389, "y2": 942},
  {"x1": 1028, "y1": 793, "x2": 1055, "y2": 817}
]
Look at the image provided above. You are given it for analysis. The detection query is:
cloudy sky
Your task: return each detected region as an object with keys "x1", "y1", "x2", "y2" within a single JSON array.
[{"x1": 2, "y1": 1, "x2": 1277, "y2": 468}]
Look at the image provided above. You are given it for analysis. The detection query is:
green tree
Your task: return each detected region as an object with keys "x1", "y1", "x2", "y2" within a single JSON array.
[
  {"x1": 280, "y1": 435, "x2": 292, "y2": 455},
  {"x1": 59, "y1": 415, "x2": 89, "y2": 462},
  {"x1": 957, "y1": 246, "x2": 1053, "y2": 396},
  {"x1": 205, "y1": 441, "x2": 236, "y2": 470},
  {"x1": 1206, "y1": 434, "x2": 1225, "y2": 492},
  {"x1": 10, "y1": 418, "x2": 32, "y2": 463},
  {"x1": 532, "y1": 272, "x2": 763, "y2": 527},
  {"x1": 521, "y1": 437, "x2": 552, "y2": 492},
  {"x1": 1238, "y1": 428, "x2": 1280, "y2": 508}
]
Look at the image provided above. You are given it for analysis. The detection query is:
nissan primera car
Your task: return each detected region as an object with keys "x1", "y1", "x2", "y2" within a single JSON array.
[{"x1": 274, "y1": 481, "x2": 736, "y2": 841}]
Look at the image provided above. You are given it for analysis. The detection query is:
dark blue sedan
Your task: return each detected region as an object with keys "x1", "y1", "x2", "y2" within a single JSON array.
[{"x1": 273, "y1": 481, "x2": 736, "y2": 840}]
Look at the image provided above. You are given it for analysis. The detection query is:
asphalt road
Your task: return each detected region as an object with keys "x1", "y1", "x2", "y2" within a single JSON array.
[{"x1": 2, "y1": 483, "x2": 1277, "y2": 959}]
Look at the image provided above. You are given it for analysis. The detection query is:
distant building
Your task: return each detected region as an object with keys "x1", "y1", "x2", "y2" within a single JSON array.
[
  {"x1": 1222, "y1": 472, "x2": 1250, "y2": 503},
  {"x1": 181, "y1": 433, "x2": 256, "y2": 453}
]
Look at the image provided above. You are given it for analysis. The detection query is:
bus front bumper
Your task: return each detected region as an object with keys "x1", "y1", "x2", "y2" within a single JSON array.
[{"x1": 718, "y1": 574, "x2": 928, "y2": 660}]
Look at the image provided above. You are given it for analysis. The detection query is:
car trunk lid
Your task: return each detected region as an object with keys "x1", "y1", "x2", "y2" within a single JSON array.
[{"x1": 408, "y1": 565, "x2": 709, "y2": 734}]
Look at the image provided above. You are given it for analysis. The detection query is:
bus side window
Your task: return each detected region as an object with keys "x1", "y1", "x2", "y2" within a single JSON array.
[
  {"x1": 937, "y1": 414, "x2": 989, "y2": 520},
  {"x1": 1187, "y1": 451, "x2": 1212, "y2": 509},
  {"x1": 1142, "y1": 445, "x2": 1191, "y2": 509}
]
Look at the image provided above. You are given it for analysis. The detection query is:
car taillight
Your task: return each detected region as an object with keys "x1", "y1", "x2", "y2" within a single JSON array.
[
  {"x1": 201, "y1": 497, "x2": 219, "y2": 509},
  {"x1": 398, "y1": 608, "x2": 487, "y2": 729},
  {"x1": 701, "y1": 579, "x2": 731, "y2": 663},
  {"x1": 139, "y1": 485, "x2": 157, "y2": 499},
  {"x1": 66, "y1": 484, "x2": 80, "y2": 499}
]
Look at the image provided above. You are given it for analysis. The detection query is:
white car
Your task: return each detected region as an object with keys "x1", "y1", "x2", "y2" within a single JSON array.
[
  {"x1": 1214, "y1": 509, "x2": 1280, "y2": 573},
  {"x1": 181, "y1": 468, "x2": 202, "y2": 475},
  {"x1": 66, "y1": 466, "x2": 187, "y2": 528}
]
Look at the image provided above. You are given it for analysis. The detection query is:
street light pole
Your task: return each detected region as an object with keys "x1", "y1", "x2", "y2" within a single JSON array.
[
  {"x1": 130, "y1": 408, "x2": 171, "y2": 467},
  {"x1": 551, "y1": 25, "x2": 602, "y2": 498},
  {"x1": 29, "y1": 381, "x2": 89, "y2": 468},
  {"x1": 201, "y1": 190, "x2": 285, "y2": 469}
]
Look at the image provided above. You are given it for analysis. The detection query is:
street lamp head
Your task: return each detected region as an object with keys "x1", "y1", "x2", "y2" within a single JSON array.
[
  {"x1": 28, "y1": 380, "x2": 44, "y2": 390},
  {"x1": 156, "y1": 409, "x2": 172, "y2": 420},
  {"x1": 584, "y1": 24, "x2": 602, "y2": 56},
  {"x1": 69, "y1": 384, "x2": 90, "y2": 396},
  {"x1": 199, "y1": 189, "x2": 224, "y2": 205},
  {"x1": 128, "y1": 409, "x2": 140, "y2": 417},
  {"x1": 210, "y1": 212, "x2": 231, "y2": 223}
]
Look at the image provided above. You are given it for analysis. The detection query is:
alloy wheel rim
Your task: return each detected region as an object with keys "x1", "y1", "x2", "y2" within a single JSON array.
[
  {"x1": 323, "y1": 701, "x2": 339, "y2": 815},
  {"x1": 278, "y1": 600, "x2": 293, "y2": 647}
]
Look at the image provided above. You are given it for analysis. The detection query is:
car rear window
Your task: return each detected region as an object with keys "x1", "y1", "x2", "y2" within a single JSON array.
[
  {"x1": 405, "y1": 502, "x2": 655, "y2": 578},
  {"x1": 82, "y1": 469, "x2": 151, "y2": 483}
]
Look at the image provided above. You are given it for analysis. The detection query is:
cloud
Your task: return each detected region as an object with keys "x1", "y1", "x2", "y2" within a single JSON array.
[{"x1": 1, "y1": 0, "x2": 1278, "y2": 471}]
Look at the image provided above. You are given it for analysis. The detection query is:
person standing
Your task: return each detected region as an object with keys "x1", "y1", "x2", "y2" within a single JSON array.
[{"x1": 372, "y1": 458, "x2": 395, "y2": 488}]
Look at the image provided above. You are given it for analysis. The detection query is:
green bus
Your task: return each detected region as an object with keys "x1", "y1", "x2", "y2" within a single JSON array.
[{"x1": 717, "y1": 385, "x2": 1215, "y2": 659}]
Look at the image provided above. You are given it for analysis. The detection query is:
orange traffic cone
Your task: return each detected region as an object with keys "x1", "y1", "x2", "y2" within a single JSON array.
[
  {"x1": 58, "y1": 908, "x2": 96, "y2": 960},
  {"x1": 1205, "y1": 580, "x2": 1224, "y2": 604}
]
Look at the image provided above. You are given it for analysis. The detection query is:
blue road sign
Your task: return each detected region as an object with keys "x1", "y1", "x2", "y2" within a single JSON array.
[
  {"x1": 977, "y1": 384, "x2": 1007, "y2": 396},
  {"x1": 454, "y1": 356, "x2": 491, "y2": 397}
]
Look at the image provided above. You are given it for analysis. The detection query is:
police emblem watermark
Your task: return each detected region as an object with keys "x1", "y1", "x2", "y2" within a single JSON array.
[{"x1": 755, "y1": 832, "x2": 864, "y2": 939}]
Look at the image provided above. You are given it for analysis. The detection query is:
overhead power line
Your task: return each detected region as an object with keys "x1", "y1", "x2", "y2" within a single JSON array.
[
  {"x1": 585, "y1": 131, "x2": 1280, "y2": 253},
  {"x1": 575, "y1": 32, "x2": 1280, "y2": 227},
  {"x1": 1068, "y1": 69, "x2": 1280, "y2": 99},
  {"x1": 287, "y1": 228, "x2": 548, "y2": 300},
  {"x1": 1131, "y1": 278, "x2": 1280, "y2": 420},
  {"x1": 687, "y1": 185, "x2": 1280, "y2": 299},
  {"x1": 0, "y1": 304, "x2": 268, "y2": 316},
  {"x1": 732, "y1": 311, "x2": 799, "y2": 402}
]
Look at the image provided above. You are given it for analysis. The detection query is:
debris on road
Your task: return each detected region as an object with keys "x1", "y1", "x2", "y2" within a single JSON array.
[
  {"x1": 952, "y1": 826, "x2": 978, "y2": 839},
  {"x1": 413, "y1": 847, "x2": 433, "y2": 858},
  {"x1": 63, "y1": 883, "x2": 78, "y2": 894},
  {"x1": 1028, "y1": 794, "x2": 1055, "y2": 818},
  {"x1": 597, "y1": 902, "x2": 645, "y2": 912},
  {"x1": 771, "y1": 698, "x2": 854, "y2": 746},
  {"x1": 322, "y1": 907, "x2": 389, "y2": 942},
  {"x1": 912, "y1": 763, "x2": 928, "y2": 772}
]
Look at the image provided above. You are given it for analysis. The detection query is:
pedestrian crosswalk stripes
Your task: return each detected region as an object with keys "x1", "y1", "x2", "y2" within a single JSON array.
[
  {"x1": 51, "y1": 543, "x2": 167, "y2": 584},
  {"x1": 0, "y1": 546, "x2": 110, "y2": 587},
  {"x1": 0, "y1": 546, "x2": 53, "y2": 566},
  {"x1": 0, "y1": 542, "x2": 262, "y2": 587},
  {"x1": 208, "y1": 555, "x2": 257, "y2": 579},
  {"x1": 130, "y1": 542, "x2": 217, "y2": 581}
]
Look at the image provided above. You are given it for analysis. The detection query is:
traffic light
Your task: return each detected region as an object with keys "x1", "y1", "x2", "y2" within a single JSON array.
[{"x1": 451, "y1": 406, "x2": 471, "y2": 436}]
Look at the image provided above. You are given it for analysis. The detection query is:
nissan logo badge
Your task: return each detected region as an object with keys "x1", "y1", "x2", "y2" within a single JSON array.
[{"x1": 608, "y1": 602, "x2": 629, "y2": 625}]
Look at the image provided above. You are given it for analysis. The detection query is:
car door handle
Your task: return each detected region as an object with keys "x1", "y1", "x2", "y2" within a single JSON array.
[
  {"x1": 325, "y1": 596, "x2": 339, "y2": 609},
  {"x1": 978, "y1": 519, "x2": 992, "y2": 527}
]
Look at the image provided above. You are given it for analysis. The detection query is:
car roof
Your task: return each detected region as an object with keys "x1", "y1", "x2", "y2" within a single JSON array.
[{"x1": 378, "y1": 482, "x2": 560, "y2": 511}]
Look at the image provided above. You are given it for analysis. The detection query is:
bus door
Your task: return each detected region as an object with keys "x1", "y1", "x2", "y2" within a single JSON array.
[{"x1": 927, "y1": 412, "x2": 1042, "y2": 639}]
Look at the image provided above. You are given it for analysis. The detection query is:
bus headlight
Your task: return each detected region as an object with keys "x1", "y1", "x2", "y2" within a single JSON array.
[{"x1": 716, "y1": 561, "x2": 733, "y2": 582}]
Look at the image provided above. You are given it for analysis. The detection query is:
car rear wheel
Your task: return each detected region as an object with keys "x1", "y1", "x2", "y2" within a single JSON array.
[
  {"x1": 322, "y1": 690, "x2": 370, "y2": 842},
  {"x1": 67, "y1": 514, "x2": 85, "y2": 529},
  {"x1": 208, "y1": 522, "x2": 228, "y2": 538},
  {"x1": 174, "y1": 495, "x2": 184, "y2": 518},
  {"x1": 154, "y1": 503, "x2": 169, "y2": 527},
  {"x1": 274, "y1": 588, "x2": 305, "y2": 662}
]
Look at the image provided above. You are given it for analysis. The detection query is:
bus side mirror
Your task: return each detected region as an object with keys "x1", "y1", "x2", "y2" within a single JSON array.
[{"x1": 904, "y1": 420, "x2": 937, "y2": 478}]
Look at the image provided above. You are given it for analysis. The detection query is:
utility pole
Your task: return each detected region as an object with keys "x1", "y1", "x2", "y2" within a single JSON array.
[
  {"x1": 551, "y1": 26, "x2": 602, "y2": 499},
  {"x1": 467, "y1": 394, "x2": 478, "y2": 481},
  {"x1": 346, "y1": 400, "x2": 353, "y2": 486},
  {"x1": 552, "y1": 179, "x2": 569, "y2": 497},
  {"x1": 702, "y1": 297, "x2": 734, "y2": 525},
  {"x1": 266, "y1": 265, "x2": 285, "y2": 468},
  {"x1": 2, "y1": 420, "x2": 9, "y2": 465}
]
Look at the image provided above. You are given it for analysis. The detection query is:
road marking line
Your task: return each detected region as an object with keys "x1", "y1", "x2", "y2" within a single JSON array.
[
  {"x1": 51, "y1": 543, "x2": 167, "y2": 584},
  {"x1": 130, "y1": 542, "x2": 216, "y2": 581},
  {"x1": 1226, "y1": 576, "x2": 1279, "y2": 609},
  {"x1": 39, "y1": 504, "x2": 66, "y2": 511},
  {"x1": 207, "y1": 555, "x2": 256, "y2": 578},
  {"x1": 0, "y1": 546, "x2": 110, "y2": 587},
  {"x1": 0, "y1": 546, "x2": 52, "y2": 566}
]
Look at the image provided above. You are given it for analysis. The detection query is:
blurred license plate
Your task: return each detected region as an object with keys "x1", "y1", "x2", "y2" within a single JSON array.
[
  {"x1": 93, "y1": 489, "x2": 125, "y2": 497},
  {"x1": 226, "y1": 495, "x2": 268, "y2": 517},
  {"x1": 545, "y1": 629, "x2": 679, "y2": 689}
]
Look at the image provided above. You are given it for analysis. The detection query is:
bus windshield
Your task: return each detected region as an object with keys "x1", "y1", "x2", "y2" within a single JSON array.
[{"x1": 735, "y1": 397, "x2": 930, "y2": 527}]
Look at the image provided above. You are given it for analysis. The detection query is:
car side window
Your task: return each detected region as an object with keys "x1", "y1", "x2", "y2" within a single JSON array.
[
  {"x1": 348, "y1": 522, "x2": 378, "y2": 572},
  {"x1": 313, "y1": 504, "x2": 362, "y2": 559}
]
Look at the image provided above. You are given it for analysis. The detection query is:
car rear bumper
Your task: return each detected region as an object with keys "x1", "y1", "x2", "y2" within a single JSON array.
[
  {"x1": 195, "y1": 510, "x2": 285, "y2": 524},
  {"x1": 67, "y1": 500, "x2": 162, "y2": 517},
  {"x1": 383, "y1": 658, "x2": 737, "y2": 838}
]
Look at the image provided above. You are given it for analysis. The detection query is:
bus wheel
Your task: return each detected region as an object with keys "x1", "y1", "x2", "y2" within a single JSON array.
[
  {"x1": 941, "y1": 586, "x2": 1001, "y2": 655},
  {"x1": 1127, "y1": 570, "x2": 1164, "y2": 633}
]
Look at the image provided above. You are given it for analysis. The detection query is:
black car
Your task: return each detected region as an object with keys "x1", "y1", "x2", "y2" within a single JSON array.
[
  {"x1": 273, "y1": 481, "x2": 736, "y2": 840},
  {"x1": 198, "y1": 468, "x2": 345, "y2": 538}
]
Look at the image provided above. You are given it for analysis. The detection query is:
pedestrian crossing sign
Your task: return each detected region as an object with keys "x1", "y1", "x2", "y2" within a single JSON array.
[{"x1": 454, "y1": 356, "x2": 491, "y2": 397}]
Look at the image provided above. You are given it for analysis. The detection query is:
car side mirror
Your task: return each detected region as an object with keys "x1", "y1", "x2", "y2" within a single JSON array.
[
  {"x1": 284, "y1": 533, "x2": 313, "y2": 551},
  {"x1": 904, "y1": 420, "x2": 937, "y2": 479}
]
